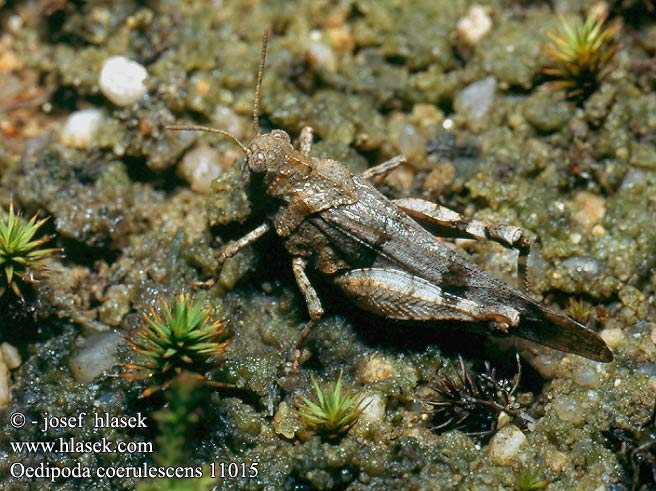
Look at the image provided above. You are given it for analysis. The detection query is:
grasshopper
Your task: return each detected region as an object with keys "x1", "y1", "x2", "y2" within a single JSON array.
[{"x1": 168, "y1": 31, "x2": 612, "y2": 363}]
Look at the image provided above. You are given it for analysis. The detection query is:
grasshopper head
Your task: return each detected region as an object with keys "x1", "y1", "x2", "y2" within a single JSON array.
[{"x1": 247, "y1": 129, "x2": 293, "y2": 173}]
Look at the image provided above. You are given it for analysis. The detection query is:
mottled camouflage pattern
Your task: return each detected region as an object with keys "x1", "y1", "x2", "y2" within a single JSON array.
[{"x1": 241, "y1": 126, "x2": 611, "y2": 362}]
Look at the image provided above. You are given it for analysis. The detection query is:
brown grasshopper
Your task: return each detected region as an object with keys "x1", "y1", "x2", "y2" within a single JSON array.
[{"x1": 168, "y1": 31, "x2": 612, "y2": 363}]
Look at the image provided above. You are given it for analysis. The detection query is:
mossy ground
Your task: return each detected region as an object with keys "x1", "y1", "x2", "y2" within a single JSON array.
[{"x1": 0, "y1": 1, "x2": 655, "y2": 490}]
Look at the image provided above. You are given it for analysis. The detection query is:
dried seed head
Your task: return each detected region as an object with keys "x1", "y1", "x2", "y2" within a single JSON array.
[{"x1": 427, "y1": 355, "x2": 523, "y2": 438}]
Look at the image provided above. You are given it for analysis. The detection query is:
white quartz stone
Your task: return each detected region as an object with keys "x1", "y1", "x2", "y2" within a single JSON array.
[{"x1": 99, "y1": 56, "x2": 148, "y2": 106}]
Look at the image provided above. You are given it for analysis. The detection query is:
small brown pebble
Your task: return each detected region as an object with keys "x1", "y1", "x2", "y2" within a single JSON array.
[
  {"x1": 0, "y1": 351, "x2": 10, "y2": 409},
  {"x1": 0, "y1": 343, "x2": 21, "y2": 369},
  {"x1": 488, "y1": 425, "x2": 527, "y2": 465},
  {"x1": 570, "y1": 191, "x2": 606, "y2": 229},
  {"x1": 196, "y1": 78, "x2": 211, "y2": 96},
  {"x1": 384, "y1": 166, "x2": 415, "y2": 192},
  {"x1": 328, "y1": 27, "x2": 355, "y2": 54},
  {"x1": 357, "y1": 353, "x2": 395, "y2": 383},
  {"x1": 423, "y1": 162, "x2": 456, "y2": 195},
  {"x1": 410, "y1": 103, "x2": 444, "y2": 129}
]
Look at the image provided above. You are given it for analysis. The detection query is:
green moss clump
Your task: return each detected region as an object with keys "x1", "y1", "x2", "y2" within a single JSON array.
[
  {"x1": 475, "y1": 15, "x2": 550, "y2": 89},
  {"x1": 206, "y1": 163, "x2": 251, "y2": 228},
  {"x1": 523, "y1": 90, "x2": 572, "y2": 133}
]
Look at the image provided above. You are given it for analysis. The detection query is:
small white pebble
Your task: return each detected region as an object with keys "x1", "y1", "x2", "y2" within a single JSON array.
[
  {"x1": 69, "y1": 331, "x2": 124, "y2": 383},
  {"x1": 456, "y1": 5, "x2": 493, "y2": 48},
  {"x1": 177, "y1": 145, "x2": 223, "y2": 194},
  {"x1": 357, "y1": 392, "x2": 386, "y2": 425},
  {"x1": 545, "y1": 449, "x2": 569, "y2": 473},
  {"x1": 572, "y1": 363, "x2": 603, "y2": 388},
  {"x1": 8, "y1": 15, "x2": 22, "y2": 33},
  {"x1": 570, "y1": 191, "x2": 606, "y2": 229},
  {"x1": 306, "y1": 32, "x2": 337, "y2": 73},
  {"x1": 592, "y1": 224, "x2": 606, "y2": 237},
  {"x1": 488, "y1": 425, "x2": 527, "y2": 465},
  {"x1": 600, "y1": 327, "x2": 625, "y2": 349},
  {"x1": 212, "y1": 105, "x2": 246, "y2": 140},
  {"x1": 397, "y1": 123, "x2": 426, "y2": 163},
  {"x1": 59, "y1": 109, "x2": 103, "y2": 148},
  {"x1": 553, "y1": 395, "x2": 585, "y2": 425},
  {"x1": 0, "y1": 342, "x2": 21, "y2": 369},
  {"x1": 496, "y1": 411, "x2": 512, "y2": 429},
  {"x1": 456, "y1": 76, "x2": 497, "y2": 121},
  {"x1": 530, "y1": 353, "x2": 561, "y2": 379},
  {"x1": 113, "y1": 142, "x2": 126, "y2": 155},
  {"x1": 99, "y1": 56, "x2": 148, "y2": 106},
  {"x1": 357, "y1": 353, "x2": 395, "y2": 383}
]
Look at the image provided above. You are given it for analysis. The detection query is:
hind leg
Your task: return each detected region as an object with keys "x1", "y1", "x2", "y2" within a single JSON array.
[{"x1": 393, "y1": 198, "x2": 533, "y2": 292}]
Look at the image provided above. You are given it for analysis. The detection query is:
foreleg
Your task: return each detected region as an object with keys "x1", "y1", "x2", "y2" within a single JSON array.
[{"x1": 218, "y1": 223, "x2": 271, "y2": 266}]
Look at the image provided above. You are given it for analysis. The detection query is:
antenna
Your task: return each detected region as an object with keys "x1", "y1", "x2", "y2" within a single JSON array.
[
  {"x1": 165, "y1": 30, "x2": 270, "y2": 152},
  {"x1": 252, "y1": 29, "x2": 269, "y2": 136},
  {"x1": 165, "y1": 125, "x2": 248, "y2": 154}
]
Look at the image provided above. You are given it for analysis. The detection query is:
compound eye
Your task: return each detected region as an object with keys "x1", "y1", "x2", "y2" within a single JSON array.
[
  {"x1": 248, "y1": 145, "x2": 267, "y2": 172},
  {"x1": 271, "y1": 130, "x2": 290, "y2": 143}
]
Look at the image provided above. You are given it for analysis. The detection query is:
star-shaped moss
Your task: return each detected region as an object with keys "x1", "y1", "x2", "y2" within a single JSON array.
[
  {"x1": 0, "y1": 201, "x2": 58, "y2": 297},
  {"x1": 543, "y1": 12, "x2": 619, "y2": 98},
  {"x1": 295, "y1": 371, "x2": 368, "y2": 439},
  {"x1": 123, "y1": 293, "x2": 232, "y2": 397}
]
